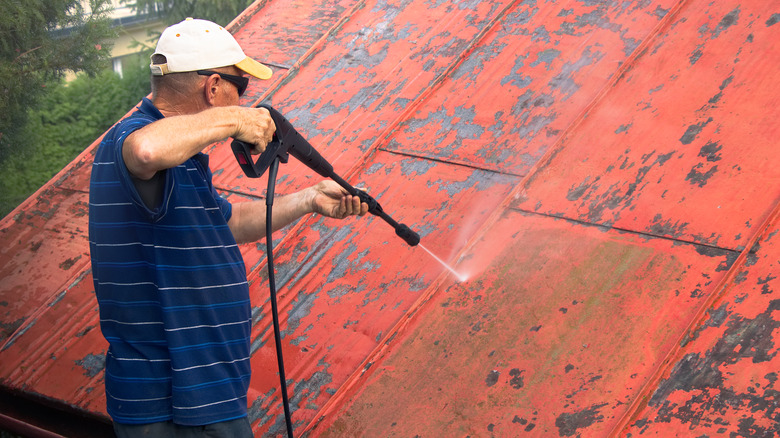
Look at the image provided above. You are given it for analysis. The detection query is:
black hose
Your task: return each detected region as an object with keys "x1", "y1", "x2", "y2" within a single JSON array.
[{"x1": 265, "y1": 157, "x2": 294, "y2": 438}]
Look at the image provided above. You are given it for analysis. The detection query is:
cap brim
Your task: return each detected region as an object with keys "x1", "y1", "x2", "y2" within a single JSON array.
[{"x1": 236, "y1": 57, "x2": 272, "y2": 80}]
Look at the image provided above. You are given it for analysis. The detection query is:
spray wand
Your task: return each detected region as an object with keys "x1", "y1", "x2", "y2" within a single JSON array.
[
  {"x1": 231, "y1": 104, "x2": 420, "y2": 438},
  {"x1": 232, "y1": 104, "x2": 420, "y2": 246}
]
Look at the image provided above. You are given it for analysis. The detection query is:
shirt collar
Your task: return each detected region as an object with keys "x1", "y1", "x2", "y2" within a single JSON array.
[{"x1": 138, "y1": 97, "x2": 165, "y2": 120}]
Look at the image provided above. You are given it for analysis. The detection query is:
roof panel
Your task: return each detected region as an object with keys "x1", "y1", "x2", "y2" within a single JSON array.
[
  {"x1": 385, "y1": 0, "x2": 678, "y2": 174},
  {"x1": 235, "y1": 0, "x2": 363, "y2": 104},
  {"x1": 1, "y1": 271, "x2": 107, "y2": 413},
  {"x1": 211, "y1": 0, "x2": 520, "y2": 198},
  {"x1": 311, "y1": 210, "x2": 736, "y2": 436},
  {"x1": 0, "y1": 187, "x2": 90, "y2": 348},
  {"x1": 235, "y1": 0, "x2": 360, "y2": 68},
  {"x1": 512, "y1": 0, "x2": 780, "y2": 250}
]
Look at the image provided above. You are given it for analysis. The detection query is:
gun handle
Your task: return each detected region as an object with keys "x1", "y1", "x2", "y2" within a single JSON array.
[{"x1": 231, "y1": 137, "x2": 288, "y2": 178}]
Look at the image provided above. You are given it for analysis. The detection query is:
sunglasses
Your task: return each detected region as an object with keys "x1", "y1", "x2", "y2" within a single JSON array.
[{"x1": 197, "y1": 70, "x2": 249, "y2": 97}]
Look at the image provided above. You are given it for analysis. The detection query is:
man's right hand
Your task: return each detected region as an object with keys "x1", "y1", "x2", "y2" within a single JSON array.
[{"x1": 234, "y1": 106, "x2": 276, "y2": 155}]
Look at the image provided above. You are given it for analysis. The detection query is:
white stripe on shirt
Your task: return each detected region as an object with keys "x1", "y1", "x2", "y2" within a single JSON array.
[
  {"x1": 174, "y1": 396, "x2": 246, "y2": 410},
  {"x1": 172, "y1": 356, "x2": 250, "y2": 372},
  {"x1": 164, "y1": 319, "x2": 250, "y2": 332}
]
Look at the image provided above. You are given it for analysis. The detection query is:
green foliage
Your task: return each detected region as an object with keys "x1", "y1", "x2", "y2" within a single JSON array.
[
  {"x1": 0, "y1": 59, "x2": 151, "y2": 217},
  {"x1": 0, "y1": 0, "x2": 256, "y2": 217},
  {"x1": 125, "y1": 0, "x2": 255, "y2": 26},
  {"x1": 0, "y1": 0, "x2": 116, "y2": 157}
]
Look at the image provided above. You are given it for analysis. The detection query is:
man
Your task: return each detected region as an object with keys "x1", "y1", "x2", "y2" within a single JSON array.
[{"x1": 88, "y1": 18, "x2": 367, "y2": 437}]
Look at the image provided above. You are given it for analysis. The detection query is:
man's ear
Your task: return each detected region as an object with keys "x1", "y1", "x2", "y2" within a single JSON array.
[{"x1": 203, "y1": 74, "x2": 220, "y2": 106}]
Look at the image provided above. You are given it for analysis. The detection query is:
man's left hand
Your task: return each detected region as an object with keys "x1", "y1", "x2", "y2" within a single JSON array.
[{"x1": 309, "y1": 181, "x2": 370, "y2": 219}]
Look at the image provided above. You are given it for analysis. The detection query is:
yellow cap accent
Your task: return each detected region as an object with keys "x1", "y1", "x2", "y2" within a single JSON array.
[{"x1": 236, "y1": 56, "x2": 273, "y2": 80}]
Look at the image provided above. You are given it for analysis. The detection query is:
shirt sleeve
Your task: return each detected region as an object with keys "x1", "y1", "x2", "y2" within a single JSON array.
[
  {"x1": 110, "y1": 115, "x2": 173, "y2": 222},
  {"x1": 214, "y1": 185, "x2": 233, "y2": 223}
]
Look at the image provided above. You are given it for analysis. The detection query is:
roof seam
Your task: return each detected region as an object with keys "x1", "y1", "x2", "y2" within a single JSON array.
[
  {"x1": 377, "y1": 147, "x2": 526, "y2": 177},
  {"x1": 248, "y1": 0, "x2": 369, "y2": 103},
  {"x1": 509, "y1": 206, "x2": 742, "y2": 255},
  {"x1": 360, "y1": 0, "x2": 525, "y2": 178}
]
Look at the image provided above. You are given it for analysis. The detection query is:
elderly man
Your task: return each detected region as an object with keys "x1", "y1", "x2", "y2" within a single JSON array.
[{"x1": 89, "y1": 18, "x2": 367, "y2": 437}]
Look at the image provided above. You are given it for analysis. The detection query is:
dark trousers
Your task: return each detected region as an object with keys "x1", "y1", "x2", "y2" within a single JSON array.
[{"x1": 113, "y1": 417, "x2": 253, "y2": 438}]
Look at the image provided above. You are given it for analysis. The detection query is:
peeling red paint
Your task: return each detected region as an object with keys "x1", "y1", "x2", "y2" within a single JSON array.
[
  {"x1": 619, "y1": 208, "x2": 780, "y2": 436},
  {"x1": 513, "y1": 0, "x2": 780, "y2": 251},
  {"x1": 311, "y1": 211, "x2": 738, "y2": 436}
]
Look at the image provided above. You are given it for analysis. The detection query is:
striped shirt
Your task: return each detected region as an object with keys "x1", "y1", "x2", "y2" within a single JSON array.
[{"x1": 89, "y1": 98, "x2": 251, "y2": 426}]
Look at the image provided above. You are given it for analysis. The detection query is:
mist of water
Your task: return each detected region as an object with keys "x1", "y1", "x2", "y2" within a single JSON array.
[{"x1": 418, "y1": 243, "x2": 468, "y2": 282}]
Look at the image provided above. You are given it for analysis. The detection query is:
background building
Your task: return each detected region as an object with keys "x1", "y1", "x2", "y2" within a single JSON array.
[{"x1": 104, "y1": 0, "x2": 164, "y2": 78}]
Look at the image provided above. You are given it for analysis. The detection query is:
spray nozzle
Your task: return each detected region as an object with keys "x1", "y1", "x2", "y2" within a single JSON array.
[
  {"x1": 352, "y1": 189, "x2": 420, "y2": 246},
  {"x1": 231, "y1": 104, "x2": 421, "y2": 247},
  {"x1": 395, "y1": 223, "x2": 421, "y2": 246}
]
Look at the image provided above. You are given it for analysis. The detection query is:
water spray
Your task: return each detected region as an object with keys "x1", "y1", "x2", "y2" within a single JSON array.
[
  {"x1": 418, "y1": 243, "x2": 468, "y2": 282},
  {"x1": 231, "y1": 104, "x2": 462, "y2": 437}
]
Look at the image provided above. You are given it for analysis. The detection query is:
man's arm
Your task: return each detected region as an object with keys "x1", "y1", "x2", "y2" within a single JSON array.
[
  {"x1": 123, "y1": 106, "x2": 275, "y2": 180},
  {"x1": 228, "y1": 181, "x2": 369, "y2": 244}
]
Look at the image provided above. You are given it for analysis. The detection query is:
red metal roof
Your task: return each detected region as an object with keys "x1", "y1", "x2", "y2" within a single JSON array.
[{"x1": 1, "y1": 0, "x2": 779, "y2": 436}]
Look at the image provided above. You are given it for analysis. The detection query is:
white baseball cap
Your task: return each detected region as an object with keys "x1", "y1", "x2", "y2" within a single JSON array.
[{"x1": 150, "y1": 18, "x2": 272, "y2": 80}]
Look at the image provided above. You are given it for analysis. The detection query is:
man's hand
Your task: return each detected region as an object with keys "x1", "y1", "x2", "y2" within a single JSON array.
[
  {"x1": 309, "y1": 181, "x2": 369, "y2": 219},
  {"x1": 229, "y1": 180, "x2": 370, "y2": 244},
  {"x1": 234, "y1": 106, "x2": 276, "y2": 155}
]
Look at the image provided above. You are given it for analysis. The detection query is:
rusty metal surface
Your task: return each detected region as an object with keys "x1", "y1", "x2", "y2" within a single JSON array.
[
  {"x1": 313, "y1": 211, "x2": 737, "y2": 436},
  {"x1": 309, "y1": 0, "x2": 780, "y2": 436},
  {"x1": 622, "y1": 207, "x2": 780, "y2": 436},
  {"x1": 513, "y1": 0, "x2": 780, "y2": 251},
  {"x1": 1, "y1": 0, "x2": 779, "y2": 437},
  {"x1": 234, "y1": 0, "x2": 363, "y2": 105},
  {"x1": 242, "y1": 153, "x2": 516, "y2": 435},
  {"x1": 384, "y1": 0, "x2": 679, "y2": 176}
]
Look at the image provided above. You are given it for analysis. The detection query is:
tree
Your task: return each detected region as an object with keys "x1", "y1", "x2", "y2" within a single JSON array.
[
  {"x1": 0, "y1": 58, "x2": 151, "y2": 217},
  {"x1": 126, "y1": 0, "x2": 255, "y2": 27},
  {"x1": 0, "y1": 0, "x2": 116, "y2": 159}
]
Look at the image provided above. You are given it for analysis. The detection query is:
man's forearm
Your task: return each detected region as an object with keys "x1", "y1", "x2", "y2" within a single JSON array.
[
  {"x1": 228, "y1": 188, "x2": 316, "y2": 244},
  {"x1": 123, "y1": 107, "x2": 241, "y2": 180}
]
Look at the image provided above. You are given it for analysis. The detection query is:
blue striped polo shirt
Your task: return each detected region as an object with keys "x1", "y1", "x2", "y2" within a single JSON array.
[{"x1": 89, "y1": 98, "x2": 251, "y2": 426}]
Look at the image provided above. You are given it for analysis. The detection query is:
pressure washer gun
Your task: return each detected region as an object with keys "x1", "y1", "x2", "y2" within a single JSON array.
[{"x1": 230, "y1": 104, "x2": 420, "y2": 247}]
